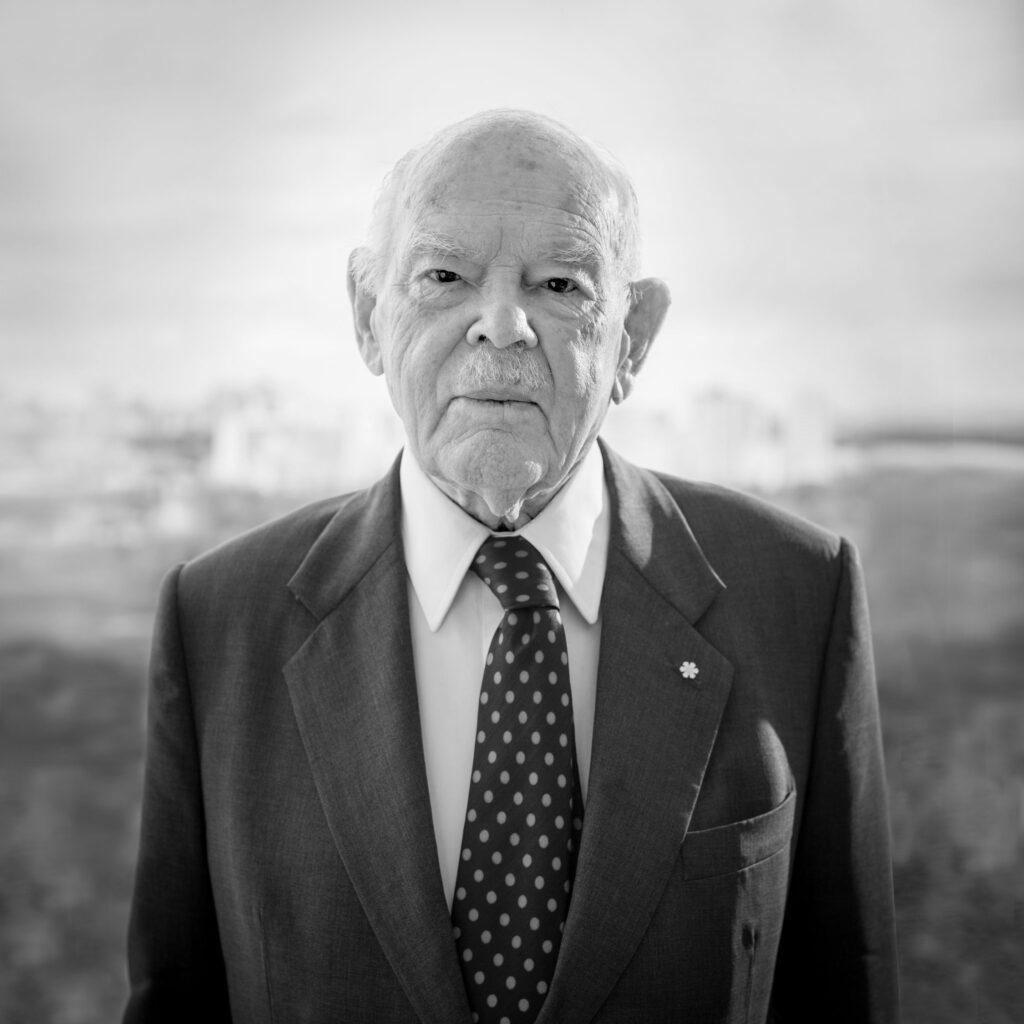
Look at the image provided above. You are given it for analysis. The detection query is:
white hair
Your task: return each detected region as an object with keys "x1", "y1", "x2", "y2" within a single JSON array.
[{"x1": 350, "y1": 109, "x2": 642, "y2": 294}]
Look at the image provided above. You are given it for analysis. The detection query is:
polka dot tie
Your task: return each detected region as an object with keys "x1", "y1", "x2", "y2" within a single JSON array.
[{"x1": 452, "y1": 536, "x2": 583, "y2": 1024}]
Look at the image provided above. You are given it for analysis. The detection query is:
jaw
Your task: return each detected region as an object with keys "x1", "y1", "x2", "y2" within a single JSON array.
[{"x1": 428, "y1": 429, "x2": 559, "y2": 528}]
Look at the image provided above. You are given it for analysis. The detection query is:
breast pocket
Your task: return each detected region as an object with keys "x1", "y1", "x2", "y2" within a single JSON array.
[{"x1": 680, "y1": 788, "x2": 796, "y2": 880}]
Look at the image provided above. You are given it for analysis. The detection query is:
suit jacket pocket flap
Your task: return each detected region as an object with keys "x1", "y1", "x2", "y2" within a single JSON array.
[{"x1": 680, "y1": 789, "x2": 796, "y2": 880}]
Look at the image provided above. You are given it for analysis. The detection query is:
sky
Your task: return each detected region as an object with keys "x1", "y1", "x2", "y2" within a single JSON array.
[{"x1": 2, "y1": 0, "x2": 1023, "y2": 428}]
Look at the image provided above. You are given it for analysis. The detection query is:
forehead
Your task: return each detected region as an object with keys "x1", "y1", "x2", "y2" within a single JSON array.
[{"x1": 394, "y1": 134, "x2": 618, "y2": 263}]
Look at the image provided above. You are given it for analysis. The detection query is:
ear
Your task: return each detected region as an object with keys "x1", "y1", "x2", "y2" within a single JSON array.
[
  {"x1": 611, "y1": 277, "x2": 671, "y2": 404},
  {"x1": 347, "y1": 248, "x2": 384, "y2": 376}
]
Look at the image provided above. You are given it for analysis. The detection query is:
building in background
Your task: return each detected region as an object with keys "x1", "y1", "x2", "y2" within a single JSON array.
[{"x1": 605, "y1": 389, "x2": 846, "y2": 490}]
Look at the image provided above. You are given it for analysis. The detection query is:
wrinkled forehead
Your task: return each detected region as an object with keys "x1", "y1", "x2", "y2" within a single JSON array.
[{"x1": 395, "y1": 128, "x2": 625, "y2": 257}]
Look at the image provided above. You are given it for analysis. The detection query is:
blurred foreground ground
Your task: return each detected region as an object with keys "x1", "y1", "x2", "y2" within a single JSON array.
[{"x1": 1, "y1": 453, "x2": 1022, "y2": 1023}]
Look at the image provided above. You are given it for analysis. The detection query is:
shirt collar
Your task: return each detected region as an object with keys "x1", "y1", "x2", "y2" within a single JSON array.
[{"x1": 400, "y1": 444, "x2": 609, "y2": 631}]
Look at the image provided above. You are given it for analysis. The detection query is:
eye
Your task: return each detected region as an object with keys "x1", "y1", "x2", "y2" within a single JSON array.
[
  {"x1": 428, "y1": 269, "x2": 462, "y2": 284},
  {"x1": 545, "y1": 278, "x2": 576, "y2": 294}
]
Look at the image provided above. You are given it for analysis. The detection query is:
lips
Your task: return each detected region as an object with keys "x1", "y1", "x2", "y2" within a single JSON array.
[
  {"x1": 448, "y1": 394, "x2": 540, "y2": 420},
  {"x1": 461, "y1": 388, "x2": 536, "y2": 404}
]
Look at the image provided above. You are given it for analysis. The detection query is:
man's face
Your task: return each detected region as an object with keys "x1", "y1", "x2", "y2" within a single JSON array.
[{"x1": 359, "y1": 133, "x2": 634, "y2": 525}]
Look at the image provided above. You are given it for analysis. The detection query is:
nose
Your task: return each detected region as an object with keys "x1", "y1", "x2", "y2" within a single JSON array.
[{"x1": 466, "y1": 284, "x2": 538, "y2": 349}]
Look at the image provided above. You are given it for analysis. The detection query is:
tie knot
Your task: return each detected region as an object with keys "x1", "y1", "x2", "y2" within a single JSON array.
[{"x1": 471, "y1": 536, "x2": 560, "y2": 611}]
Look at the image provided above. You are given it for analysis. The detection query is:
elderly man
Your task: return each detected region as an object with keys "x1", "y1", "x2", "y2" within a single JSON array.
[{"x1": 124, "y1": 110, "x2": 899, "y2": 1023}]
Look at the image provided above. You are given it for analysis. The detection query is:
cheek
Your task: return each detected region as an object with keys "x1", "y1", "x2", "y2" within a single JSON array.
[
  {"x1": 382, "y1": 305, "x2": 434, "y2": 374},
  {"x1": 544, "y1": 349, "x2": 606, "y2": 438},
  {"x1": 381, "y1": 306, "x2": 461, "y2": 415},
  {"x1": 561, "y1": 320, "x2": 620, "y2": 397}
]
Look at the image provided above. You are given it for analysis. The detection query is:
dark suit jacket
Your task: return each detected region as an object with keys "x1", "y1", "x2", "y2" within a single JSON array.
[{"x1": 124, "y1": 442, "x2": 899, "y2": 1023}]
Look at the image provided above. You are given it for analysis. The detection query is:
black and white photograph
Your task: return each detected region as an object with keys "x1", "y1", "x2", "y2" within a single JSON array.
[{"x1": 1, "y1": 2, "x2": 1021, "y2": 1021}]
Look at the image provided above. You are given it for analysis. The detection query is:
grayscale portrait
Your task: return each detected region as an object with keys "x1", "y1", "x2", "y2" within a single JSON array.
[{"x1": 3, "y1": 5, "x2": 1021, "y2": 1024}]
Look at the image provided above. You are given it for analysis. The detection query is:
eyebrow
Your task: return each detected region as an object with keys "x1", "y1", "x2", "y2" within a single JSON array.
[
  {"x1": 400, "y1": 228, "x2": 606, "y2": 275},
  {"x1": 401, "y1": 229, "x2": 489, "y2": 267},
  {"x1": 533, "y1": 237, "x2": 605, "y2": 272}
]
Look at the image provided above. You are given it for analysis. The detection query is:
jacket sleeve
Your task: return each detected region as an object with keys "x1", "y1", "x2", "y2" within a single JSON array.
[
  {"x1": 770, "y1": 538, "x2": 901, "y2": 1023},
  {"x1": 123, "y1": 565, "x2": 232, "y2": 1022}
]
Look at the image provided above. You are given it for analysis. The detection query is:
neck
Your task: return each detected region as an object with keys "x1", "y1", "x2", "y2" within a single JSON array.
[
  {"x1": 427, "y1": 478, "x2": 533, "y2": 530},
  {"x1": 427, "y1": 473, "x2": 578, "y2": 531}
]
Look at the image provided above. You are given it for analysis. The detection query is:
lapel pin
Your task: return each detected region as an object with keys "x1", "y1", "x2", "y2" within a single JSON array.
[{"x1": 678, "y1": 661, "x2": 699, "y2": 681}]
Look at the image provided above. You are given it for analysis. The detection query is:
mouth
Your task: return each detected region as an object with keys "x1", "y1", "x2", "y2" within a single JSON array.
[
  {"x1": 457, "y1": 389, "x2": 538, "y2": 409},
  {"x1": 469, "y1": 398, "x2": 534, "y2": 408},
  {"x1": 449, "y1": 394, "x2": 540, "y2": 420},
  {"x1": 461, "y1": 388, "x2": 536, "y2": 403}
]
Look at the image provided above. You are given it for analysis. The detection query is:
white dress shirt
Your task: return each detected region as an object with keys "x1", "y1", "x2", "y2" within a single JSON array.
[{"x1": 400, "y1": 445, "x2": 609, "y2": 909}]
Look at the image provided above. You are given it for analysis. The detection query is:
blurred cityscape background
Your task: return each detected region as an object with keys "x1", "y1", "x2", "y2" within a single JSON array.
[
  {"x1": 2, "y1": 0, "x2": 1022, "y2": 1021},
  {"x1": 3, "y1": 382, "x2": 1023, "y2": 1023}
]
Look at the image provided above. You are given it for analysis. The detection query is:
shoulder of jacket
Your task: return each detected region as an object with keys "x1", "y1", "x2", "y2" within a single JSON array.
[
  {"x1": 175, "y1": 490, "x2": 360, "y2": 599},
  {"x1": 651, "y1": 471, "x2": 846, "y2": 567}
]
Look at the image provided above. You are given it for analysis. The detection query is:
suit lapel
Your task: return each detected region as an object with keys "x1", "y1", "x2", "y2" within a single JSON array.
[
  {"x1": 284, "y1": 460, "x2": 470, "y2": 1024},
  {"x1": 538, "y1": 444, "x2": 735, "y2": 1024}
]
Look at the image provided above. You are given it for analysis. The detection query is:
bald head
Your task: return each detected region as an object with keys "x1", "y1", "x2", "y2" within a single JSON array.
[{"x1": 352, "y1": 110, "x2": 642, "y2": 294}]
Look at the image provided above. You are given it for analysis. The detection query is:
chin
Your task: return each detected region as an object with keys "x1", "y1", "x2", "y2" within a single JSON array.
[{"x1": 438, "y1": 434, "x2": 547, "y2": 496}]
